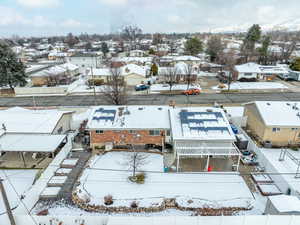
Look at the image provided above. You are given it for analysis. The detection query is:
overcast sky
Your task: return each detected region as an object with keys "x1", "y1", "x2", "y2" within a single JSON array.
[{"x1": 0, "y1": 0, "x2": 300, "y2": 37}]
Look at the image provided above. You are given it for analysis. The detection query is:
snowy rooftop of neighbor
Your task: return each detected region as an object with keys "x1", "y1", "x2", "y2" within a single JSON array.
[
  {"x1": 169, "y1": 107, "x2": 236, "y2": 141},
  {"x1": 268, "y1": 195, "x2": 300, "y2": 212},
  {"x1": 0, "y1": 134, "x2": 66, "y2": 152},
  {"x1": 87, "y1": 106, "x2": 170, "y2": 130},
  {"x1": 224, "y1": 106, "x2": 245, "y2": 118},
  {"x1": 112, "y1": 57, "x2": 153, "y2": 63},
  {"x1": 235, "y1": 62, "x2": 289, "y2": 74},
  {"x1": 247, "y1": 101, "x2": 300, "y2": 127},
  {"x1": 0, "y1": 107, "x2": 73, "y2": 134}
]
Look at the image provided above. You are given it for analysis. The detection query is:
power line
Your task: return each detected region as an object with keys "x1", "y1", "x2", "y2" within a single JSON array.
[{"x1": 2, "y1": 170, "x2": 39, "y2": 225}]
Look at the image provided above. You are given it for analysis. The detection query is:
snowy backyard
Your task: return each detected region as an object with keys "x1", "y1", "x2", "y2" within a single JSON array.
[
  {"x1": 212, "y1": 82, "x2": 288, "y2": 90},
  {"x1": 73, "y1": 152, "x2": 254, "y2": 212},
  {"x1": 0, "y1": 170, "x2": 37, "y2": 216}
]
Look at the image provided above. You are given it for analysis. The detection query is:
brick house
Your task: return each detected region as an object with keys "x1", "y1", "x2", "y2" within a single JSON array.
[{"x1": 86, "y1": 106, "x2": 171, "y2": 150}]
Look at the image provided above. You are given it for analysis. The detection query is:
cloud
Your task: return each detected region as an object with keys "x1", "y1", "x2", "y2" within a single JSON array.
[
  {"x1": 0, "y1": 6, "x2": 29, "y2": 26},
  {"x1": 97, "y1": 0, "x2": 128, "y2": 6},
  {"x1": 16, "y1": 0, "x2": 60, "y2": 8},
  {"x1": 61, "y1": 19, "x2": 94, "y2": 29}
]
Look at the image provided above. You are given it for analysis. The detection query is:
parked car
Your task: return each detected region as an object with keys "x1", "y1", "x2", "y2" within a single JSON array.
[
  {"x1": 135, "y1": 84, "x2": 149, "y2": 91},
  {"x1": 182, "y1": 88, "x2": 201, "y2": 95}
]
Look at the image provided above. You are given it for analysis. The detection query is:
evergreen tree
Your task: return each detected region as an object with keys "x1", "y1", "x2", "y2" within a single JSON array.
[
  {"x1": 101, "y1": 42, "x2": 109, "y2": 57},
  {"x1": 258, "y1": 36, "x2": 271, "y2": 65},
  {"x1": 290, "y1": 58, "x2": 300, "y2": 71},
  {"x1": 241, "y1": 24, "x2": 262, "y2": 62},
  {"x1": 184, "y1": 37, "x2": 203, "y2": 56},
  {"x1": 150, "y1": 63, "x2": 158, "y2": 76},
  {"x1": 0, "y1": 42, "x2": 27, "y2": 89}
]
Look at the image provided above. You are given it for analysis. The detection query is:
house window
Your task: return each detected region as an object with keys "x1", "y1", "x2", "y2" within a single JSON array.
[
  {"x1": 96, "y1": 130, "x2": 104, "y2": 134},
  {"x1": 272, "y1": 128, "x2": 280, "y2": 132},
  {"x1": 129, "y1": 130, "x2": 136, "y2": 134},
  {"x1": 244, "y1": 73, "x2": 253, "y2": 76},
  {"x1": 292, "y1": 128, "x2": 298, "y2": 131},
  {"x1": 166, "y1": 130, "x2": 171, "y2": 136},
  {"x1": 149, "y1": 130, "x2": 160, "y2": 136}
]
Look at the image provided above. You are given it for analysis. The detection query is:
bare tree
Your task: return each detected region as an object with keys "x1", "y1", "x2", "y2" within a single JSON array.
[
  {"x1": 121, "y1": 25, "x2": 142, "y2": 50},
  {"x1": 219, "y1": 49, "x2": 237, "y2": 91},
  {"x1": 104, "y1": 67, "x2": 127, "y2": 105},
  {"x1": 123, "y1": 148, "x2": 149, "y2": 177},
  {"x1": 162, "y1": 67, "x2": 179, "y2": 92},
  {"x1": 183, "y1": 63, "x2": 195, "y2": 90},
  {"x1": 278, "y1": 35, "x2": 297, "y2": 63}
]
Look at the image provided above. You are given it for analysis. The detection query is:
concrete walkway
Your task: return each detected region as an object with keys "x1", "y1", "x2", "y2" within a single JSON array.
[{"x1": 57, "y1": 151, "x2": 91, "y2": 202}]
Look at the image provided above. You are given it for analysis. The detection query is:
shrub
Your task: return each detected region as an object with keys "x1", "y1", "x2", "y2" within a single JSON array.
[
  {"x1": 135, "y1": 173, "x2": 146, "y2": 184},
  {"x1": 130, "y1": 201, "x2": 138, "y2": 208},
  {"x1": 104, "y1": 195, "x2": 113, "y2": 205}
]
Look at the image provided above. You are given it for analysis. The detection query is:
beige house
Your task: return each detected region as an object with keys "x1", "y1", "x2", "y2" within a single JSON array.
[{"x1": 244, "y1": 101, "x2": 300, "y2": 146}]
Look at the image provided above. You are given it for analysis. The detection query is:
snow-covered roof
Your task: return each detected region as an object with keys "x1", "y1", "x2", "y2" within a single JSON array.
[
  {"x1": 87, "y1": 106, "x2": 170, "y2": 130},
  {"x1": 174, "y1": 55, "x2": 201, "y2": 61},
  {"x1": 268, "y1": 195, "x2": 300, "y2": 213},
  {"x1": 113, "y1": 57, "x2": 153, "y2": 63},
  {"x1": 0, "y1": 107, "x2": 72, "y2": 134},
  {"x1": 88, "y1": 68, "x2": 111, "y2": 76},
  {"x1": 248, "y1": 101, "x2": 300, "y2": 127},
  {"x1": 169, "y1": 107, "x2": 236, "y2": 141},
  {"x1": 235, "y1": 63, "x2": 289, "y2": 74},
  {"x1": 121, "y1": 64, "x2": 147, "y2": 77},
  {"x1": 0, "y1": 134, "x2": 66, "y2": 152},
  {"x1": 60, "y1": 63, "x2": 79, "y2": 71}
]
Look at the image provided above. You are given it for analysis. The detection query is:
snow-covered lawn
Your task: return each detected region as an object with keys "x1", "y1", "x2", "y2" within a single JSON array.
[
  {"x1": 150, "y1": 84, "x2": 201, "y2": 93},
  {"x1": 75, "y1": 152, "x2": 254, "y2": 210},
  {"x1": 212, "y1": 82, "x2": 288, "y2": 90},
  {"x1": 67, "y1": 78, "x2": 107, "y2": 94},
  {"x1": 0, "y1": 169, "x2": 37, "y2": 214}
]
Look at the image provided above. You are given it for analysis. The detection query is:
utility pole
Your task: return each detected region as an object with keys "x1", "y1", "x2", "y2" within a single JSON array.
[
  {"x1": 0, "y1": 178, "x2": 16, "y2": 225},
  {"x1": 91, "y1": 66, "x2": 96, "y2": 106}
]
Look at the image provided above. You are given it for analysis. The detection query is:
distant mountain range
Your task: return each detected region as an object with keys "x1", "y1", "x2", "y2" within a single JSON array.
[{"x1": 211, "y1": 19, "x2": 300, "y2": 33}]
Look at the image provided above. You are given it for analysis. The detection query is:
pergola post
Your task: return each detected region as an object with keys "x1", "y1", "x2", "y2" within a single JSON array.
[
  {"x1": 176, "y1": 153, "x2": 180, "y2": 172},
  {"x1": 237, "y1": 154, "x2": 241, "y2": 172},
  {"x1": 205, "y1": 155, "x2": 210, "y2": 171}
]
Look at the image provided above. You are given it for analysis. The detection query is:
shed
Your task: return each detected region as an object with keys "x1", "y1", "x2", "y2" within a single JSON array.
[{"x1": 265, "y1": 195, "x2": 300, "y2": 215}]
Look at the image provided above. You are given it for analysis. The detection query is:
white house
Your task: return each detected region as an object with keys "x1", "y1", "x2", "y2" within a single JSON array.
[
  {"x1": 169, "y1": 107, "x2": 239, "y2": 171},
  {"x1": 234, "y1": 62, "x2": 289, "y2": 81}
]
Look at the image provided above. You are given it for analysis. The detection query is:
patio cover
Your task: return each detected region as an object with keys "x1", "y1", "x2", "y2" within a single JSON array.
[{"x1": 0, "y1": 133, "x2": 66, "y2": 153}]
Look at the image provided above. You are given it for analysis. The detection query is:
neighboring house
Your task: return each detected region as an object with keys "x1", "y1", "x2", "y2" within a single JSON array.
[
  {"x1": 112, "y1": 57, "x2": 153, "y2": 66},
  {"x1": 244, "y1": 101, "x2": 300, "y2": 146},
  {"x1": 169, "y1": 107, "x2": 239, "y2": 171},
  {"x1": 233, "y1": 62, "x2": 289, "y2": 81},
  {"x1": 48, "y1": 51, "x2": 68, "y2": 61},
  {"x1": 67, "y1": 53, "x2": 102, "y2": 74},
  {"x1": 87, "y1": 68, "x2": 111, "y2": 85},
  {"x1": 86, "y1": 106, "x2": 171, "y2": 150},
  {"x1": 0, "y1": 107, "x2": 73, "y2": 162},
  {"x1": 87, "y1": 64, "x2": 147, "y2": 86},
  {"x1": 158, "y1": 62, "x2": 198, "y2": 83},
  {"x1": 121, "y1": 64, "x2": 147, "y2": 86},
  {"x1": 30, "y1": 63, "x2": 78, "y2": 86},
  {"x1": 129, "y1": 50, "x2": 145, "y2": 57}
]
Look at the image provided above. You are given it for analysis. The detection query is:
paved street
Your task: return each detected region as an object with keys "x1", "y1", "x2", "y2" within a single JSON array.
[{"x1": 1, "y1": 92, "x2": 300, "y2": 107}]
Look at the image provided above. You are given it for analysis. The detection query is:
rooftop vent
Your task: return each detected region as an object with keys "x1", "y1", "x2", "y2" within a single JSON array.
[
  {"x1": 158, "y1": 107, "x2": 163, "y2": 110},
  {"x1": 266, "y1": 103, "x2": 271, "y2": 106},
  {"x1": 287, "y1": 103, "x2": 291, "y2": 106},
  {"x1": 206, "y1": 109, "x2": 213, "y2": 112},
  {"x1": 138, "y1": 107, "x2": 144, "y2": 110}
]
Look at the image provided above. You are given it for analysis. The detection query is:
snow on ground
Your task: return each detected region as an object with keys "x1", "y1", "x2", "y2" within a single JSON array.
[
  {"x1": 67, "y1": 78, "x2": 107, "y2": 94},
  {"x1": 0, "y1": 170, "x2": 38, "y2": 214},
  {"x1": 76, "y1": 152, "x2": 254, "y2": 209},
  {"x1": 212, "y1": 82, "x2": 288, "y2": 90},
  {"x1": 150, "y1": 84, "x2": 201, "y2": 93}
]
